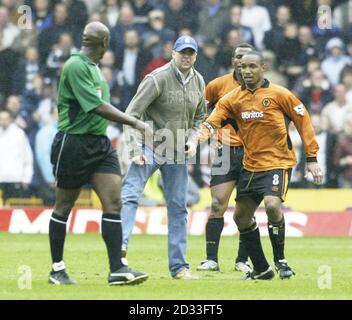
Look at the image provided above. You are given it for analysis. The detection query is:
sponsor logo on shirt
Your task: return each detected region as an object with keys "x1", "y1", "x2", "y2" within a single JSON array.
[
  {"x1": 241, "y1": 111, "x2": 264, "y2": 121},
  {"x1": 293, "y1": 104, "x2": 305, "y2": 116}
]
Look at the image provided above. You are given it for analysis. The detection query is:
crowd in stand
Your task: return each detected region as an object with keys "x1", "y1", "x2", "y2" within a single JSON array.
[{"x1": 1, "y1": 0, "x2": 352, "y2": 205}]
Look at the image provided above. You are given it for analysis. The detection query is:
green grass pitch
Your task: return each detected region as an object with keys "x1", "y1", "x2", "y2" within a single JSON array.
[{"x1": 0, "y1": 233, "x2": 351, "y2": 300}]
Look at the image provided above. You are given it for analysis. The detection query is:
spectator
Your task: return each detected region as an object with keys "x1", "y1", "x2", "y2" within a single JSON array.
[
  {"x1": 116, "y1": 28, "x2": 152, "y2": 108},
  {"x1": 142, "y1": 40, "x2": 173, "y2": 78},
  {"x1": 1, "y1": 0, "x2": 20, "y2": 25},
  {"x1": 288, "y1": 0, "x2": 316, "y2": 26},
  {"x1": 221, "y1": 5, "x2": 255, "y2": 46},
  {"x1": 10, "y1": 22, "x2": 39, "y2": 54},
  {"x1": 297, "y1": 25, "x2": 319, "y2": 65},
  {"x1": 88, "y1": 12, "x2": 106, "y2": 24},
  {"x1": 321, "y1": 37, "x2": 352, "y2": 87},
  {"x1": 320, "y1": 84, "x2": 352, "y2": 187},
  {"x1": 333, "y1": 0, "x2": 352, "y2": 32},
  {"x1": 292, "y1": 56, "x2": 321, "y2": 95},
  {"x1": 240, "y1": 0, "x2": 272, "y2": 49},
  {"x1": 334, "y1": 112, "x2": 352, "y2": 187},
  {"x1": 35, "y1": 81, "x2": 56, "y2": 127},
  {"x1": 4, "y1": 95, "x2": 21, "y2": 117},
  {"x1": 276, "y1": 22, "x2": 304, "y2": 88},
  {"x1": 195, "y1": 39, "x2": 222, "y2": 84},
  {"x1": 198, "y1": 0, "x2": 229, "y2": 42},
  {"x1": 34, "y1": 106, "x2": 57, "y2": 205},
  {"x1": 0, "y1": 31, "x2": 18, "y2": 104},
  {"x1": 12, "y1": 46, "x2": 42, "y2": 96},
  {"x1": 0, "y1": 110, "x2": 33, "y2": 202},
  {"x1": 341, "y1": 66, "x2": 352, "y2": 105},
  {"x1": 164, "y1": 0, "x2": 197, "y2": 33},
  {"x1": 263, "y1": 5, "x2": 291, "y2": 53},
  {"x1": 130, "y1": 0, "x2": 155, "y2": 26},
  {"x1": 61, "y1": 0, "x2": 88, "y2": 36},
  {"x1": 141, "y1": 9, "x2": 176, "y2": 58},
  {"x1": 101, "y1": 66, "x2": 120, "y2": 108},
  {"x1": 110, "y1": 4, "x2": 141, "y2": 55},
  {"x1": 298, "y1": 69, "x2": 333, "y2": 114},
  {"x1": 100, "y1": 49, "x2": 116, "y2": 69},
  {"x1": 80, "y1": 0, "x2": 102, "y2": 14},
  {"x1": 38, "y1": 3, "x2": 73, "y2": 65},
  {"x1": 18, "y1": 74, "x2": 45, "y2": 146},
  {"x1": 262, "y1": 49, "x2": 288, "y2": 88},
  {"x1": 32, "y1": 0, "x2": 53, "y2": 33},
  {"x1": 346, "y1": 40, "x2": 352, "y2": 58},
  {"x1": 46, "y1": 32, "x2": 78, "y2": 82},
  {"x1": 178, "y1": 27, "x2": 193, "y2": 37},
  {"x1": 100, "y1": 0, "x2": 120, "y2": 28},
  {"x1": 100, "y1": 50, "x2": 120, "y2": 106},
  {"x1": 218, "y1": 28, "x2": 241, "y2": 70},
  {"x1": 0, "y1": 6, "x2": 20, "y2": 49},
  {"x1": 321, "y1": 84, "x2": 352, "y2": 134}
]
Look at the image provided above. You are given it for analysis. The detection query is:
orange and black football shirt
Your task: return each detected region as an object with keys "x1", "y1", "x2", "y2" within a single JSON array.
[
  {"x1": 205, "y1": 72, "x2": 242, "y2": 147},
  {"x1": 199, "y1": 79, "x2": 319, "y2": 172}
]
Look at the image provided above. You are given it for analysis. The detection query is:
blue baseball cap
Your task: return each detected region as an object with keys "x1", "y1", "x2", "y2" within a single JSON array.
[{"x1": 173, "y1": 36, "x2": 198, "y2": 53}]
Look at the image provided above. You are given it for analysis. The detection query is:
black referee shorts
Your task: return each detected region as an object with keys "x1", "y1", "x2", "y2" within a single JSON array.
[
  {"x1": 235, "y1": 168, "x2": 292, "y2": 204},
  {"x1": 51, "y1": 132, "x2": 121, "y2": 189},
  {"x1": 210, "y1": 146, "x2": 244, "y2": 187}
]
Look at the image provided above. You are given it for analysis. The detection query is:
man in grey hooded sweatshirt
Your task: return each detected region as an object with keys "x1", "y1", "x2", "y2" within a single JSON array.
[{"x1": 121, "y1": 35, "x2": 206, "y2": 279}]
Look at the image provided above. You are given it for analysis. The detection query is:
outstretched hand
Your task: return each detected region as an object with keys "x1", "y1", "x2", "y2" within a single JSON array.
[
  {"x1": 305, "y1": 162, "x2": 323, "y2": 185},
  {"x1": 185, "y1": 141, "x2": 197, "y2": 158},
  {"x1": 131, "y1": 154, "x2": 147, "y2": 166}
]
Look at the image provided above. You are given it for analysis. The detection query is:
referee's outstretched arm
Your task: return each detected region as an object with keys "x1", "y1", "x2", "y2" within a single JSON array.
[{"x1": 94, "y1": 102, "x2": 151, "y2": 135}]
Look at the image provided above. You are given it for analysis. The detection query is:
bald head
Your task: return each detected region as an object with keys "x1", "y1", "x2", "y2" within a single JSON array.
[{"x1": 82, "y1": 22, "x2": 110, "y2": 48}]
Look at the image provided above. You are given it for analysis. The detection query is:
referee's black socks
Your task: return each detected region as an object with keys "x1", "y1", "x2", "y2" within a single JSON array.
[
  {"x1": 268, "y1": 217, "x2": 286, "y2": 262},
  {"x1": 101, "y1": 213, "x2": 123, "y2": 272},
  {"x1": 205, "y1": 217, "x2": 224, "y2": 262},
  {"x1": 239, "y1": 224, "x2": 270, "y2": 272},
  {"x1": 49, "y1": 212, "x2": 68, "y2": 264}
]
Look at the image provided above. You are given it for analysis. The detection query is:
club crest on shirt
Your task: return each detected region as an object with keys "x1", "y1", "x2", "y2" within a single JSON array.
[{"x1": 262, "y1": 98, "x2": 271, "y2": 107}]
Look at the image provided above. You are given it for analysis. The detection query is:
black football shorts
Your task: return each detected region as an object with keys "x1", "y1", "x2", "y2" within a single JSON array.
[
  {"x1": 210, "y1": 146, "x2": 244, "y2": 187},
  {"x1": 236, "y1": 168, "x2": 292, "y2": 204},
  {"x1": 51, "y1": 132, "x2": 121, "y2": 189}
]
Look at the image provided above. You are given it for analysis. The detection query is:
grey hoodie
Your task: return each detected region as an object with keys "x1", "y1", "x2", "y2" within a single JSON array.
[{"x1": 124, "y1": 59, "x2": 206, "y2": 162}]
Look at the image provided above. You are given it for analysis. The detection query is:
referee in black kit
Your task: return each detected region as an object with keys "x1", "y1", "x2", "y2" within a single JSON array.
[{"x1": 48, "y1": 22, "x2": 151, "y2": 286}]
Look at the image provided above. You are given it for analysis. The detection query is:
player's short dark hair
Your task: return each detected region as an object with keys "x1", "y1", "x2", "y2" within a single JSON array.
[
  {"x1": 232, "y1": 43, "x2": 255, "y2": 58},
  {"x1": 242, "y1": 51, "x2": 265, "y2": 64}
]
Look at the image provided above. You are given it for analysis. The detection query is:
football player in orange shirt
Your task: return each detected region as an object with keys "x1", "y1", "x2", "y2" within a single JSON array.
[
  {"x1": 197, "y1": 43, "x2": 254, "y2": 273},
  {"x1": 196, "y1": 51, "x2": 323, "y2": 280}
]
